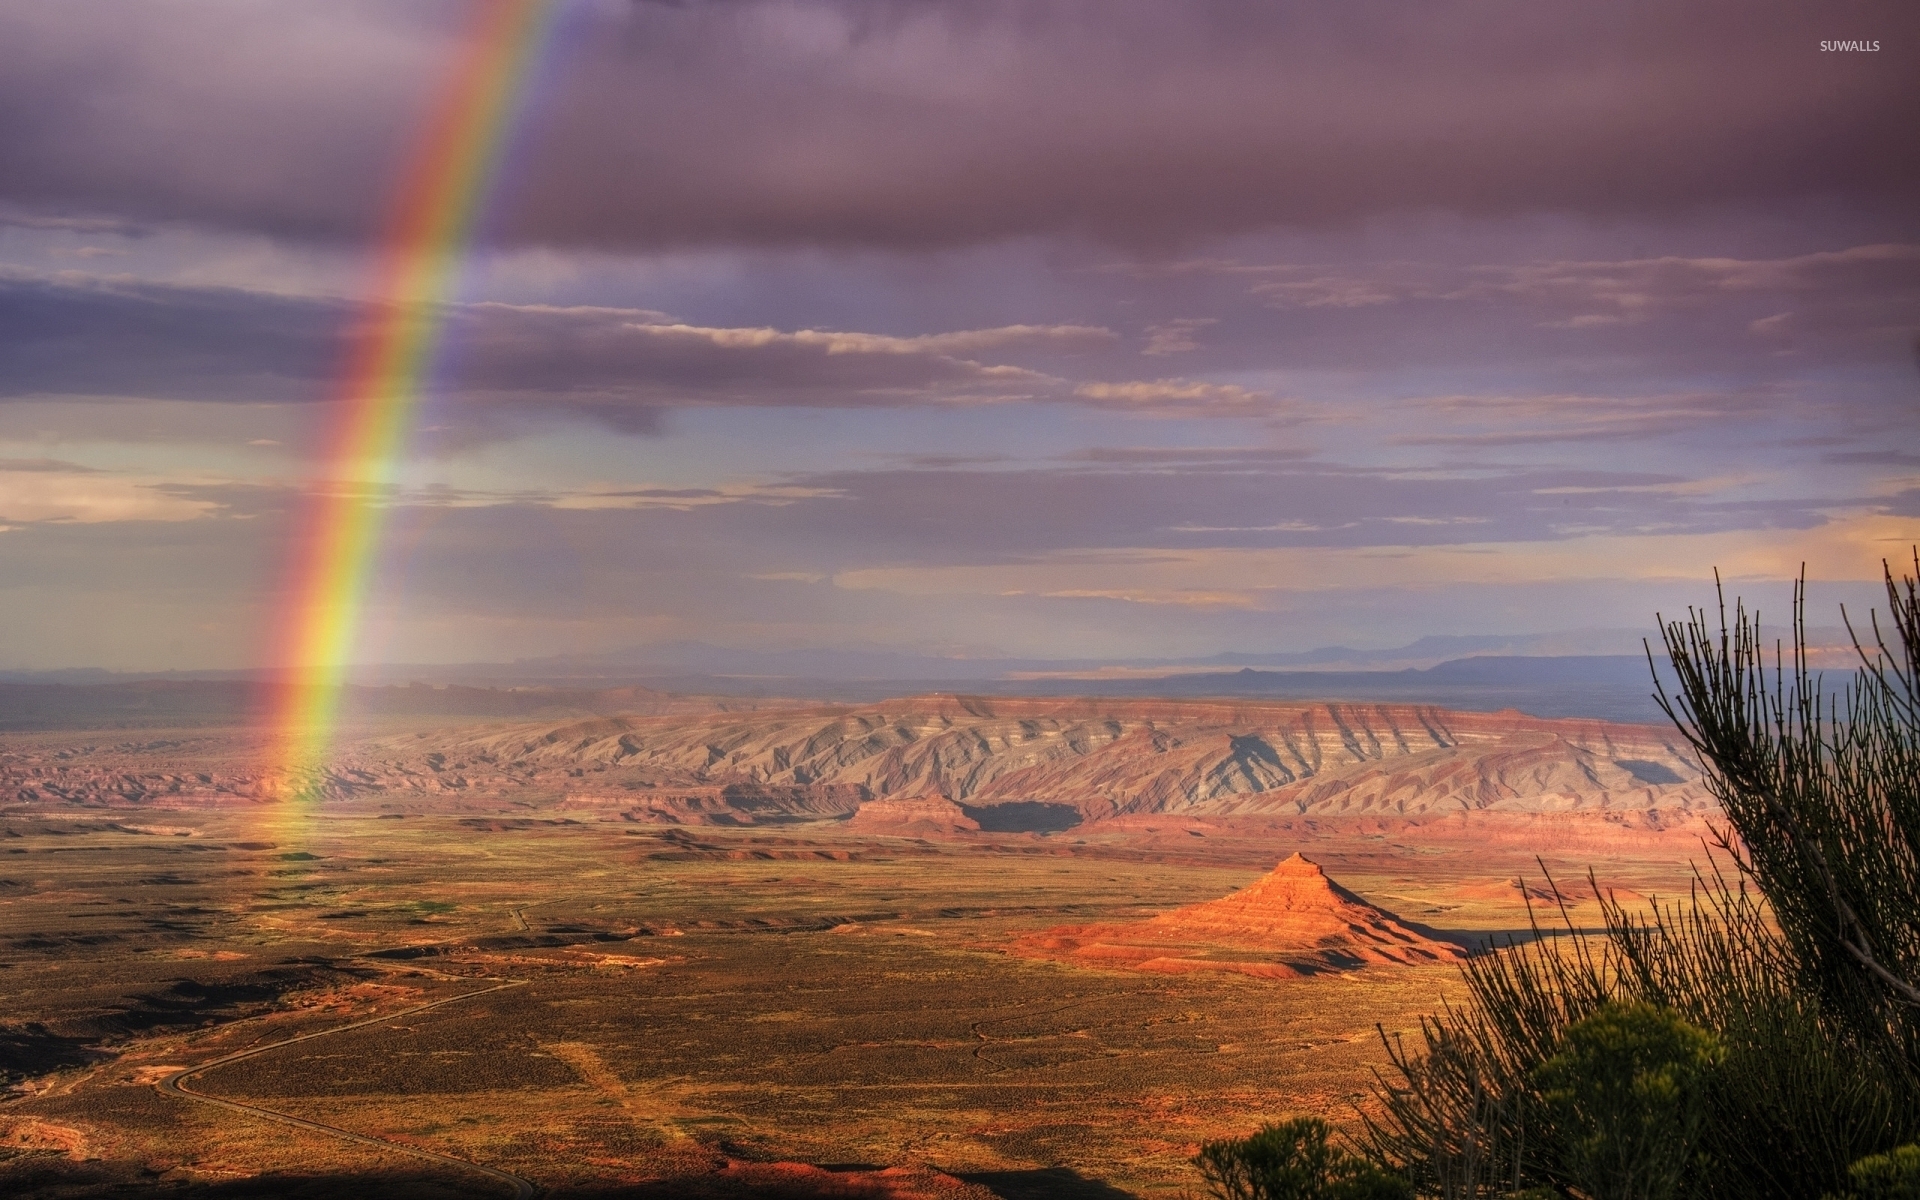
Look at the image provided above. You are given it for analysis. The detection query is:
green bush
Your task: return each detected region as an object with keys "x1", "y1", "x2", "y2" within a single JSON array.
[
  {"x1": 1533, "y1": 1002, "x2": 1720, "y2": 1200},
  {"x1": 1825, "y1": 1144, "x2": 1920, "y2": 1200},
  {"x1": 1197, "y1": 1116, "x2": 1413, "y2": 1200}
]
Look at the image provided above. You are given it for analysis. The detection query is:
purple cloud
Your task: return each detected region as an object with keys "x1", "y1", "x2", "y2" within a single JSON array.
[{"x1": 1, "y1": 2, "x2": 1913, "y2": 249}]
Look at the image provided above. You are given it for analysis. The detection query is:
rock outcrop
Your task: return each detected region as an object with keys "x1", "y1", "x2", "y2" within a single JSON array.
[
  {"x1": 1012, "y1": 853, "x2": 1466, "y2": 978},
  {"x1": 843, "y1": 796, "x2": 981, "y2": 837}
]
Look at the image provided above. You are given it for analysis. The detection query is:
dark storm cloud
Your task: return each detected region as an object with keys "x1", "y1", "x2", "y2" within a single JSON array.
[{"x1": 1, "y1": 1, "x2": 1914, "y2": 249}]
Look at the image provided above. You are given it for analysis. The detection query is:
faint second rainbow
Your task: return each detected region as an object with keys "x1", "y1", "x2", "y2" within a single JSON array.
[{"x1": 264, "y1": 0, "x2": 569, "y2": 803}]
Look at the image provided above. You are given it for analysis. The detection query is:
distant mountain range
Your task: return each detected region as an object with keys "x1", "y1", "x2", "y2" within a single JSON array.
[
  {"x1": 364, "y1": 630, "x2": 1662, "y2": 683},
  {"x1": 2, "y1": 629, "x2": 1667, "y2": 685},
  {"x1": 0, "y1": 653, "x2": 1682, "y2": 728},
  {"x1": 3, "y1": 694, "x2": 1710, "y2": 821},
  {"x1": 5, "y1": 625, "x2": 1867, "y2": 727}
]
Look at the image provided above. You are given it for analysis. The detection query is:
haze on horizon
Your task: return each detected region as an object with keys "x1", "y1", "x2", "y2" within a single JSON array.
[{"x1": 0, "y1": 0, "x2": 1916, "y2": 673}]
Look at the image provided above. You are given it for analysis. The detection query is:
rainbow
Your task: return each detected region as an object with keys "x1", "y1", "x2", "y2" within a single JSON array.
[{"x1": 263, "y1": 0, "x2": 569, "y2": 802}]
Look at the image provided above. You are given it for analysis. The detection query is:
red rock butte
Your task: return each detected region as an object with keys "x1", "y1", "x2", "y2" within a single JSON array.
[
  {"x1": 844, "y1": 795, "x2": 981, "y2": 837},
  {"x1": 1013, "y1": 852, "x2": 1467, "y2": 978}
]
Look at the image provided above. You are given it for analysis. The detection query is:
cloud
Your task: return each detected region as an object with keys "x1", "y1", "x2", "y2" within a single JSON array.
[
  {"x1": 1072, "y1": 379, "x2": 1276, "y2": 416},
  {"x1": 4, "y1": 447, "x2": 1908, "y2": 670},
  {"x1": 1142, "y1": 318, "x2": 1216, "y2": 355},
  {"x1": 152, "y1": 445, "x2": 1842, "y2": 564},
  {"x1": 1, "y1": 270, "x2": 1327, "y2": 430},
  {"x1": 589, "y1": 455, "x2": 1849, "y2": 570},
  {"x1": 0, "y1": 463, "x2": 217, "y2": 523},
  {"x1": 567, "y1": 319, "x2": 1110, "y2": 361},
  {"x1": 749, "y1": 571, "x2": 830, "y2": 584},
  {"x1": 1166, "y1": 520, "x2": 1341, "y2": 533},
  {"x1": 1250, "y1": 275, "x2": 1408, "y2": 309},
  {"x1": 0, "y1": 271, "x2": 1144, "y2": 425},
  {"x1": 1395, "y1": 391, "x2": 1759, "y2": 445},
  {"x1": 831, "y1": 510, "x2": 1920, "y2": 606},
  {"x1": 1461, "y1": 243, "x2": 1920, "y2": 326},
  {"x1": 1031, "y1": 588, "x2": 1263, "y2": 608},
  {"x1": 443, "y1": 309, "x2": 1107, "y2": 421},
  {"x1": 4, "y1": 236, "x2": 1908, "y2": 448},
  {"x1": 0, "y1": 205, "x2": 148, "y2": 236},
  {"x1": 0, "y1": 270, "x2": 346, "y2": 403},
  {"x1": 545, "y1": 481, "x2": 847, "y2": 512},
  {"x1": 1242, "y1": 244, "x2": 1920, "y2": 327},
  {"x1": 1064, "y1": 447, "x2": 1316, "y2": 466},
  {"x1": 1096, "y1": 240, "x2": 1918, "y2": 411},
  {"x1": 0, "y1": 456, "x2": 101, "y2": 473},
  {"x1": 1, "y1": 2, "x2": 1913, "y2": 249}
]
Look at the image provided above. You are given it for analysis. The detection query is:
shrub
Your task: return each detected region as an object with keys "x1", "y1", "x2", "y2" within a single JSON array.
[
  {"x1": 1197, "y1": 1116, "x2": 1413, "y2": 1200},
  {"x1": 1658, "y1": 556, "x2": 1920, "y2": 1075},
  {"x1": 1360, "y1": 553, "x2": 1920, "y2": 1198},
  {"x1": 1533, "y1": 1002, "x2": 1720, "y2": 1200},
  {"x1": 1364, "y1": 863, "x2": 1907, "y2": 1197},
  {"x1": 1825, "y1": 1144, "x2": 1920, "y2": 1200}
]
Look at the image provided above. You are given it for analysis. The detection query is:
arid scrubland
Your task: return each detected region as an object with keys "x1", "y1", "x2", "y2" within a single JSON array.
[{"x1": 1, "y1": 696, "x2": 1715, "y2": 1197}]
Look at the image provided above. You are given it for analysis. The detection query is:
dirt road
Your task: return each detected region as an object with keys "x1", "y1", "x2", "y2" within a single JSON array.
[{"x1": 157, "y1": 979, "x2": 537, "y2": 1199}]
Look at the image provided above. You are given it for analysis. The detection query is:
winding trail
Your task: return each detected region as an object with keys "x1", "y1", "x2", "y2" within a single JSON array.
[{"x1": 157, "y1": 979, "x2": 537, "y2": 1199}]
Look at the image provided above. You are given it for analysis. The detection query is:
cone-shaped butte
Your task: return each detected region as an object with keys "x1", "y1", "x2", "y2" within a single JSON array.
[
  {"x1": 1012, "y1": 853, "x2": 1466, "y2": 978},
  {"x1": 1144, "y1": 853, "x2": 1459, "y2": 963}
]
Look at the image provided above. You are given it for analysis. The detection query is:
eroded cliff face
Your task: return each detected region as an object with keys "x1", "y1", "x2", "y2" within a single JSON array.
[
  {"x1": 369, "y1": 695, "x2": 1711, "y2": 822},
  {"x1": 5, "y1": 696, "x2": 1709, "y2": 823}
]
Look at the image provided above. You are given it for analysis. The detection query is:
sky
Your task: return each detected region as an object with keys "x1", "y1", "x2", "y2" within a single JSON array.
[{"x1": 1, "y1": 0, "x2": 1917, "y2": 672}]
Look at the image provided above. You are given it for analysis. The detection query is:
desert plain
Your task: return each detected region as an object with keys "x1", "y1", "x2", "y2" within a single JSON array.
[{"x1": 1, "y1": 689, "x2": 1722, "y2": 1198}]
